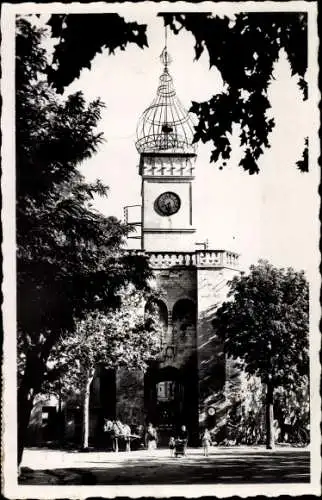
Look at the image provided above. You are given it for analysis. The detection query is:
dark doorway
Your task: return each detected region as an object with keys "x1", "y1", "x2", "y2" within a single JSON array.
[
  {"x1": 144, "y1": 364, "x2": 198, "y2": 446},
  {"x1": 172, "y1": 298, "x2": 196, "y2": 346},
  {"x1": 100, "y1": 367, "x2": 116, "y2": 420},
  {"x1": 41, "y1": 406, "x2": 58, "y2": 442},
  {"x1": 92, "y1": 367, "x2": 116, "y2": 448}
]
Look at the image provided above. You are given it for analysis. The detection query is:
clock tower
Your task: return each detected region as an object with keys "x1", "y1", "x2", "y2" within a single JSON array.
[
  {"x1": 116, "y1": 42, "x2": 239, "y2": 446},
  {"x1": 28, "y1": 35, "x2": 242, "y2": 449},
  {"x1": 136, "y1": 48, "x2": 197, "y2": 252}
]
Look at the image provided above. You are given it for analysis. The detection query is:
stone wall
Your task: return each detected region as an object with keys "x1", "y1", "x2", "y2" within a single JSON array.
[
  {"x1": 196, "y1": 267, "x2": 240, "y2": 430},
  {"x1": 116, "y1": 368, "x2": 145, "y2": 426},
  {"x1": 153, "y1": 266, "x2": 196, "y2": 309},
  {"x1": 62, "y1": 252, "x2": 241, "y2": 446},
  {"x1": 153, "y1": 267, "x2": 197, "y2": 369}
]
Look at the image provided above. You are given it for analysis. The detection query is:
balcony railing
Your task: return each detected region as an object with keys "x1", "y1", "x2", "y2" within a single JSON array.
[
  {"x1": 147, "y1": 250, "x2": 239, "y2": 269},
  {"x1": 124, "y1": 249, "x2": 239, "y2": 269},
  {"x1": 196, "y1": 250, "x2": 239, "y2": 268},
  {"x1": 149, "y1": 252, "x2": 194, "y2": 268}
]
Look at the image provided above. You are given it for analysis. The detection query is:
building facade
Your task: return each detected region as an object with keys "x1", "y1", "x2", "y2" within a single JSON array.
[
  {"x1": 27, "y1": 47, "x2": 240, "y2": 448},
  {"x1": 113, "y1": 47, "x2": 240, "y2": 446}
]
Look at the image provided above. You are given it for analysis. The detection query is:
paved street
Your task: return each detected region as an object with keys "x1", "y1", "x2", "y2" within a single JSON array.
[{"x1": 19, "y1": 446, "x2": 310, "y2": 485}]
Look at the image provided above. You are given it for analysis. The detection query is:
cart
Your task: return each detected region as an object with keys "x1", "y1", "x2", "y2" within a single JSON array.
[{"x1": 174, "y1": 438, "x2": 186, "y2": 457}]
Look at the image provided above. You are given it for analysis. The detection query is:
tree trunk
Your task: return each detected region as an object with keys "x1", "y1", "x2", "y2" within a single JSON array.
[
  {"x1": 17, "y1": 349, "x2": 46, "y2": 466},
  {"x1": 82, "y1": 367, "x2": 95, "y2": 450},
  {"x1": 17, "y1": 383, "x2": 35, "y2": 466},
  {"x1": 266, "y1": 382, "x2": 274, "y2": 449},
  {"x1": 17, "y1": 331, "x2": 61, "y2": 466}
]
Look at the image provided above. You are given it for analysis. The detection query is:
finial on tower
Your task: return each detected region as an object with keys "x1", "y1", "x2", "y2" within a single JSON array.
[
  {"x1": 160, "y1": 26, "x2": 172, "y2": 71},
  {"x1": 135, "y1": 23, "x2": 197, "y2": 154}
]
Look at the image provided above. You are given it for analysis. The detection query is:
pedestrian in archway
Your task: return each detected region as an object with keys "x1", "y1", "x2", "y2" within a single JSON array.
[
  {"x1": 176, "y1": 425, "x2": 188, "y2": 455},
  {"x1": 145, "y1": 423, "x2": 157, "y2": 450},
  {"x1": 169, "y1": 436, "x2": 175, "y2": 457}
]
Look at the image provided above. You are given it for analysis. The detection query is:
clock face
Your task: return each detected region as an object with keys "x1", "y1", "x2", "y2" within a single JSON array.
[{"x1": 155, "y1": 191, "x2": 181, "y2": 216}]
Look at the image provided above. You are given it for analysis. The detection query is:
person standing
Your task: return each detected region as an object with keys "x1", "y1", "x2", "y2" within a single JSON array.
[
  {"x1": 123, "y1": 423, "x2": 131, "y2": 452},
  {"x1": 137, "y1": 424, "x2": 145, "y2": 449},
  {"x1": 169, "y1": 436, "x2": 175, "y2": 457},
  {"x1": 112, "y1": 420, "x2": 122, "y2": 452},
  {"x1": 201, "y1": 428, "x2": 212, "y2": 457},
  {"x1": 145, "y1": 423, "x2": 157, "y2": 450},
  {"x1": 177, "y1": 425, "x2": 189, "y2": 455}
]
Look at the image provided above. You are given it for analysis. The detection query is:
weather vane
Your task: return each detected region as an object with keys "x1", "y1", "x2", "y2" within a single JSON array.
[{"x1": 160, "y1": 25, "x2": 172, "y2": 71}]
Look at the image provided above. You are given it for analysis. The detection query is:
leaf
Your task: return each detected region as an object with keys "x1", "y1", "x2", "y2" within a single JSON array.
[
  {"x1": 163, "y1": 12, "x2": 308, "y2": 174},
  {"x1": 296, "y1": 137, "x2": 308, "y2": 172},
  {"x1": 47, "y1": 14, "x2": 149, "y2": 92}
]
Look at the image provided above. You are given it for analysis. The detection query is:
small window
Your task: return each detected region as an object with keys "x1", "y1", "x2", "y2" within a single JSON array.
[
  {"x1": 156, "y1": 381, "x2": 175, "y2": 402},
  {"x1": 42, "y1": 411, "x2": 49, "y2": 422}
]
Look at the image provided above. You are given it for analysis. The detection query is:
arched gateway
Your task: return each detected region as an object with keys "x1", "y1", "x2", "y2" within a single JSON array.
[{"x1": 144, "y1": 359, "x2": 199, "y2": 447}]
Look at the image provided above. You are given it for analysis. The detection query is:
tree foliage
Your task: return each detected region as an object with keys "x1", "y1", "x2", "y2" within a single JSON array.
[
  {"x1": 17, "y1": 16, "x2": 151, "y2": 365},
  {"x1": 296, "y1": 136, "x2": 309, "y2": 172},
  {"x1": 47, "y1": 12, "x2": 308, "y2": 174},
  {"x1": 43, "y1": 289, "x2": 163, "y2": 448},
  {"x1": 274, "y1": 376, "x2": 310, "y2": 438},
  {"x1": 214, "y1": 260, "x2": 309, "y2": 448},
  {"x1": 16, "y1": 17, "x2": 152, "y2": 462},
  {"x1": 47, "y1": 290, "x2": 163, "y2": 398},
  {"x1": 162, "y1": 12, "x2": 308, "y2": 173},
  {"x1": 215, "y1": 371, "x2": 309, "y2": 446},
  {"x1": 224, "y1": 372, "x2": 266, "y2": 445},
  {"x1": 47, "y1": 14, "x2": 148, "y2": 93},
  {"x1": 214, "y1": 260, "x2": 309, "y2": 388}
]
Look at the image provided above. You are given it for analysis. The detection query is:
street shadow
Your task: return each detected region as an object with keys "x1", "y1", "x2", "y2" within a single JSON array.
[{"x1": 19, "y1": 451, "x2": 310, "y2": 485}]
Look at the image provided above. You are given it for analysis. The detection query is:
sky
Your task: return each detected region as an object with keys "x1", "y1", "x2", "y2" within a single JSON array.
[{"x1": 45, "y1": 11, "x2": 317, "y2": 274}]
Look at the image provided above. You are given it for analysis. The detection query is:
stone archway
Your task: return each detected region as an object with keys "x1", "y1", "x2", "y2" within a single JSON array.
[
  {"x1": 145, "y1": 298, "x2": 168, "y2": 347},
  {"x1": 172, "y1": 298, "x2": 196, "y2": 348},
  {"x1": 144, "y1": 365, "x2": 183, "y2": 446},
  {"x1": 143, "y1": 299, "x2": 199, "y2": 446}
]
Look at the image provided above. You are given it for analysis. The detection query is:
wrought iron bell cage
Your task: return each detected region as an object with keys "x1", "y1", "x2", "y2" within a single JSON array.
[{"x1": 136, "y1": 48, "x2": 197, "y2": 154}]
